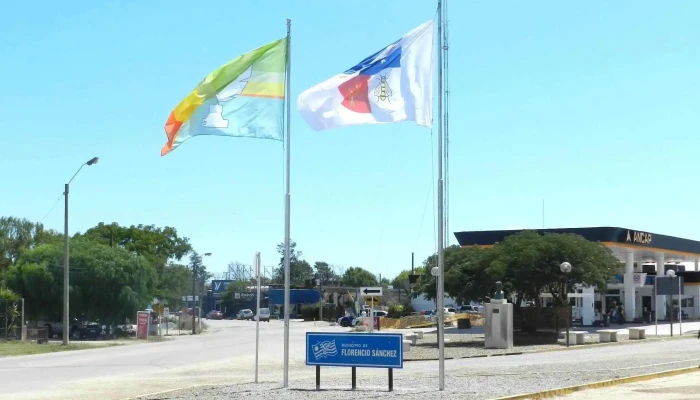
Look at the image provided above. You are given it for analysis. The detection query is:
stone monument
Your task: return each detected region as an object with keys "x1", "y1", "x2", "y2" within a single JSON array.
[{"x1": 484, "y1": 281, "x2": 513, "y2": 349}]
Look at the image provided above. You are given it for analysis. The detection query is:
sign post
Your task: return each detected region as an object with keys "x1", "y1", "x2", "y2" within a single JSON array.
[
  {"x1": 657, "y1": 275, "x2": 684, "y2": 337},
  {"x1": 306, "y1": 332, "x2": 403, "y2": 392},
  {"x1": 360, "y1": 287, "x2": 383, "y2": 333}
]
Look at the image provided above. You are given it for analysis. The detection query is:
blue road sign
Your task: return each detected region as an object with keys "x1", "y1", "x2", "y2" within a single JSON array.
[{"x1": 306, "y1": 332, "x2": 403, "y2": 369}]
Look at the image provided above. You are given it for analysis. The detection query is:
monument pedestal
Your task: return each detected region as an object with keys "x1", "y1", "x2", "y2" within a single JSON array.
[{"x1": 484, "y1": 299, "x2": 513, "y2": 349}]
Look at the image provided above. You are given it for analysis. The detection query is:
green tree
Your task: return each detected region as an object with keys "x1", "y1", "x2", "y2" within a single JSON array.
[
  {"x1": 313, "y1": 261, "x2": 339, "y2": 285},
  {"x1": 273, "y1": 240, "x2": 314, "y2": 286},
  {"x1": 414, "y1": 232, "x2": 622, "y2": 310},
  {"x1": 7, "y1": 238, "x2": 158, "y2": 323},
  {"x1": 415, "y1": 245, "x2": 496, "y2": 304},
  {"x1": 490, "y1": 231, "x2": 622, "y2": 308},
  {"x1": 189, "y1": 251, "x2": 213, "y2": 285},
  {"x1": 341, "y1": 267, "x2": 378, "y2": 287},
  {"x1": 0, "y1": 216, "x2": 61, "y2": 272},
  {"x1": 391, "y1": 269, "x2": 422, "y2": 295},
  {"x1": 78, "y1": 222, "x2": 192, "y2": 269},
  {"x1": 78, "y1": 222, "x2": 194, "y2": 304},
  {"x1": 159, "y1": 264, "x2": 192, "y2": 308},
  {"x1": 0, "y1": 286, "x2": 20, "y2": 303},
  {"x1": 221, "y1": 280, "x2": 252, "y2": 313}
]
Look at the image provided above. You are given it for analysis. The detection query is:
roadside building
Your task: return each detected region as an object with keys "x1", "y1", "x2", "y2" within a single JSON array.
[{"x1": 455, "y1": 227, "x2": 700, "y2": 324}]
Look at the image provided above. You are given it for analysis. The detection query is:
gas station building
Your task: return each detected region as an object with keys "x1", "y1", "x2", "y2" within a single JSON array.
[{"x1": 454, "y1": 227, "x2": 700, "y2": 324}]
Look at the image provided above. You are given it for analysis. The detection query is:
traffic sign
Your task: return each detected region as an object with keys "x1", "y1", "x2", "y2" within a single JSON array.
[
  {"x1": 306, "y1": 332, "x2": 403, "y2": 368},
  {"x1": 152, "y1": 304, "x2": 165, "y2": 314},
  {"x1": 360, "y1": 287, "x2": 383, "y2": 297},
  {"x1": 364, "y1": 296, "x2": 380, "y2": 303}
]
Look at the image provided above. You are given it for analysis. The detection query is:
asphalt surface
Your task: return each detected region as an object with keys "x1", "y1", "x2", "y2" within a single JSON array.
[
  {"x1": 135, "y1": 337, "x2": 700, "y2": 400},
  {"x1": 138, "y1": 326, "x2": 700, "y2": 400},
  {"x1": 1, "y1": 319, "x2": 698, "y2": 400},
  {"x1": 0, "y1": 319, "x2": 337, "y2": 400}
]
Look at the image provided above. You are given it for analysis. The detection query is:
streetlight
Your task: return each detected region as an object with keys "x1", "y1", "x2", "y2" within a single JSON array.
[
  {"x1": 666, "y1": 269, "x2": 679, "y2": 336},
  {"x1": 63, "y1": 157, "x2": 99, "y2": 345},
  {"x1": 560, "y1": 262, "x2": 572, "y2": 347}
]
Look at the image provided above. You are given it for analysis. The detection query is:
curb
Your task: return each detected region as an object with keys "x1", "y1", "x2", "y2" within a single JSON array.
[
  {"x1": 405, "y1": 351, "x2": 523, "y2": 362},
  {"x1": 403, "y1": 335, "x2": 697, "y2": 362},
  {"x1": 493, "y1": 365, "x2": 700, "y2": 400}
]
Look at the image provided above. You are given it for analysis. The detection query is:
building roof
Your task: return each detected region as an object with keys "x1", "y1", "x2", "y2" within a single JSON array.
[{"x1": 454, "y1": 227, "x2": 700, "y2": 260}]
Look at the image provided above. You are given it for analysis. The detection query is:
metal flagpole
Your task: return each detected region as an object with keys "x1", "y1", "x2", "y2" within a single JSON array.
[
  {"x1": 283, "y1": 18, "x2": 292, "y2": 388},
  {"x1": 436, "y1": 0, "x2": 446, "y2": 391},
  {"x1": 255, "y1": 252, "x2": 261, "y2": 383}
]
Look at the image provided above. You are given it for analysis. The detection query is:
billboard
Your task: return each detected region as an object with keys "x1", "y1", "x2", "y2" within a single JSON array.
[
  {"x1": 211, "y1": 280, "x2": 233, "y2": 295},
  {"x1": 136, "y1": 311, "x2": 150, "y2": 340}
]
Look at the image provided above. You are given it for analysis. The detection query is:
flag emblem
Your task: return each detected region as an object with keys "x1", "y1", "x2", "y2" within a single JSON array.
[
  {"x1": 298, "y1": 20, "x2": 434, "y2": 131},
  {"x1": 312, "y1": 340, "x2": 338, "y2": 360},
  {"x1": 161, "y1": 38, "x2": 287, "y2": 156}
]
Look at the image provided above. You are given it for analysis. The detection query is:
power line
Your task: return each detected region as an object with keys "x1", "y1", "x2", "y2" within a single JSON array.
[{"x1": 39, "y1": 194, "x2": 64, "y2": 224}]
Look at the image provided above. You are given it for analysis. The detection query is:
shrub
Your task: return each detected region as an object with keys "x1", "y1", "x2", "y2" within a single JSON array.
[{"x1": 387, "y1": 302, "x2": 414, "y2": 318}]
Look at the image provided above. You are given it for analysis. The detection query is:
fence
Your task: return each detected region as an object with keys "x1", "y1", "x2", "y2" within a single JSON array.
[{"x1": 0, "y1": 300, "x2": 22, "y2": 340}]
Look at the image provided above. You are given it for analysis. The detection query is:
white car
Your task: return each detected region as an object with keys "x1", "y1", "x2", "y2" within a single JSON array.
[
  {"x1": 254, "y1": 308, "x2": 270, "y2": 322},
  {"x1": 352, "y1": 310, "x2": 388, "y2": 326},
  {"x1": 237, "y1": 309, "x2": 254, "y2": 320}
]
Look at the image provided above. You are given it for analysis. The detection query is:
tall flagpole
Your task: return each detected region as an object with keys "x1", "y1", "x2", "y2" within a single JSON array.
[
  {"x1": 436, "y1": 0, "x2": 446, "y2": 391},
  {"x1": 283, "y1": 18, "x2": 292, "y2": 388}
]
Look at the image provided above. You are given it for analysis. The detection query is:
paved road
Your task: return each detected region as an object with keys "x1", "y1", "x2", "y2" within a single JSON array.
[
  {"x1": 554, "y1": 371, "x2": 700, "y2": 400},
  {"x1": 0, "y1": 319, "x2": 337, "y2": 400},
  {"x1": 1, "y1": 320, "x2": 699, "y2": 400}
]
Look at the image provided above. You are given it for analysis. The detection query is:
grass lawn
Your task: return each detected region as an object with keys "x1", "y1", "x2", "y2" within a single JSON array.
[{"x1": 0, "y1": 341, "x2": 120, "y2": 358}]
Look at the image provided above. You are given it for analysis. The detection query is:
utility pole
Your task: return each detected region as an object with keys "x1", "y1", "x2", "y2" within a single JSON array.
[
  {"x1": 191, "y1": 262, "x2": 197, "y2": 335},
  {"x1": 62, "y1": 156, "x2": 99, "y2": 345}
]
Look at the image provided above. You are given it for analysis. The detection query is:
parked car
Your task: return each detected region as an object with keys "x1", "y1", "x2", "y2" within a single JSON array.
[
  {"x1": 351, "y1": 310, "x2": 388, "y2": 326},
  {"x1": 72, "y1": 321, "x2": 104, "y2": 340},
  {"x1": 254, "y1": 308, "x2": 271, "y2": 322},
  {"x1": 459, "y1": 305, "x2": 478, "y2": 314},
  {"x1": 237, "y1": 309, "x2": 254, "y2": 320},
  {"x1": 206, "y1": 311, "x2": 223, "y2": 320},
  {"x1": 337, "y1": 314, "x2": 356, "y2": 327}
]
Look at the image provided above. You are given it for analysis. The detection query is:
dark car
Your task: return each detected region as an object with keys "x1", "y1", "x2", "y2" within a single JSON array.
[
  {"x1": 337, "y1": 314, "x2": 356, "y2": 327},
  {"x1": 206, "y1": 311, "x2": 223, "y2": 320},
  {"x1": 72, "y1": 322, "x2": 104, "y2": 340}
]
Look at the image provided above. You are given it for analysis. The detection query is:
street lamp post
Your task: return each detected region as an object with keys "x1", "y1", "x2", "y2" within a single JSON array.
[
  {"x1": 666, "y1": 269, "x2": 677, "y2": 337},
  {"x1": 560, "y1": 262, "x2": 572, "y2": 347},
  {"x1": 63, "y1": 157, "x2": 99, "y2": 345}
]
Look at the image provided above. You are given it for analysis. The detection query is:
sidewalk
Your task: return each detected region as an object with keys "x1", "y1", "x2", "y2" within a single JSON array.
[{"x1": 554, "y1": 371, "x2": 700, "y2": 399}]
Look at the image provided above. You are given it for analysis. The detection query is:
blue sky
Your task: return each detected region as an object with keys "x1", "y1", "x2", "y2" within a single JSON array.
[{"x1": 2, "y1": 1, "x2": 699, "y2": 280}]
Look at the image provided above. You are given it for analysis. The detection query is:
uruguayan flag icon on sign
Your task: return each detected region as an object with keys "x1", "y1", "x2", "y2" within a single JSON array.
[{"x1": 312, "y1": 340, "x2": 338, "y2": 360}]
